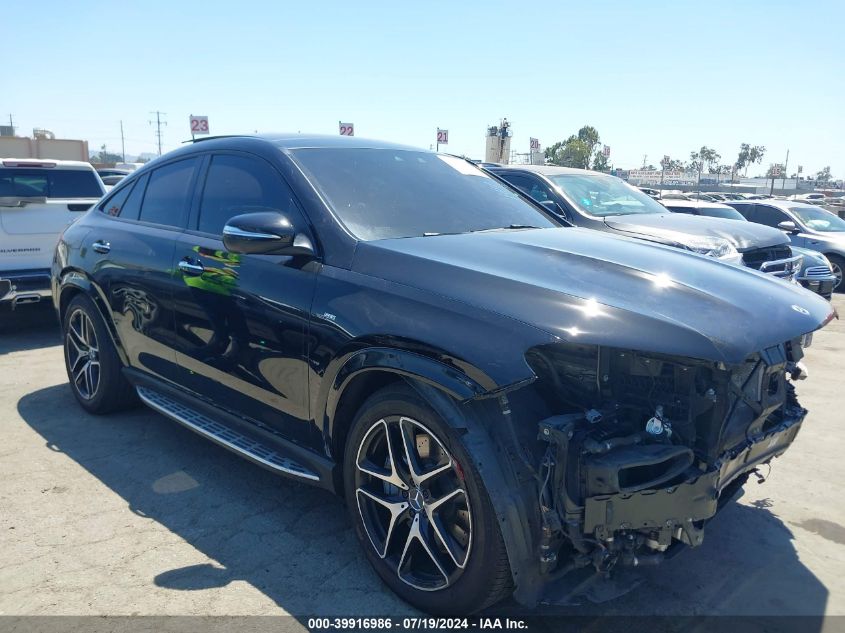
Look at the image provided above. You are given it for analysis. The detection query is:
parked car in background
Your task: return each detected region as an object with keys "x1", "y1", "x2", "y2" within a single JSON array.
[
  {"x1": 1, "y1": 158, "x2": 105, "y2": 311},
  {"x1": 96, "y1": 168, "x2": 130, "y2": 187},
  {"x1": 792, "y1": 247, "x2": 837, "y2": 300},
  {"x1": 725, "y1": 199, "x2": 845, "y2": 292},
  {"x1": 487, "y1": 165, "x2": 802, "y2": 282},
  {"x1": 114, "y1": 162, "x2": 145, "y2": 172},
  {"x1": 660, "y1": 191, "x2": 691, "y2": 200},
  {"x1": 52, "y1": 134, "x2": 835, "y2": 614},
  {"x1": 684, "y1": 192, "x2": 722, "y2": 202},
  {"x1": 638, "y1": 186, "x2": 661, "y2": 199},
  {"x1": 661, "y1": 200, "x2": 836, "y2": 300},
  {"x1": 660, "y1": 199, "x2": 747, "y2": 220}
]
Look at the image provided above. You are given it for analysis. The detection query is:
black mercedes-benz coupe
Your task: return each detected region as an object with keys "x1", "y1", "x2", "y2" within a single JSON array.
[{"x1": 52, "y1": 135, "x2": 835, "y2": 613}]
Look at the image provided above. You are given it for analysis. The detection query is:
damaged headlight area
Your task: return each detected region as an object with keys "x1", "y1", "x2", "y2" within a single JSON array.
[{"x1": 524, "y1": 337, "x2": 810, "y2": 578}]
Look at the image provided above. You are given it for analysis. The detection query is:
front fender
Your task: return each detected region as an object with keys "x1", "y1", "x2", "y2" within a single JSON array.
[{"x1": 322, "y1": 346, "x2": 488, "y2": 440}]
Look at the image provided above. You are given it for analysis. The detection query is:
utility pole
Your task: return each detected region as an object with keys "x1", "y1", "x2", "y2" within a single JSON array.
[
  {"x1": 120, "y1": 120, "x2": 126, "y2": 162},
  {"x1": 782, "y1": 149, "x2": 789, "y2": 191},
  {"x1": 149, "y1": 111, "x2": 167, "y2": 156},
  {"x1": 7, "y1": 114, "x2": 14, "y2": 135}
]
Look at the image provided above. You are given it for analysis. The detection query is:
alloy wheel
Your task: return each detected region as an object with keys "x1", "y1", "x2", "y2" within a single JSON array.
[
  {"x1": 832, "y1": 261, "x2": 843, "y2": 290},
  {"x1": 354, "y1": 416, "x2": 472, "y2": 591},
  {"x1": 66, "y1": 309, "x2": 101, "y2": 400}
]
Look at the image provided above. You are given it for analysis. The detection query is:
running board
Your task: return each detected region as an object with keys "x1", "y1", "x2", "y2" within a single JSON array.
[{"x1": 136, "y1": 386, "x2": 320, "y2": 482}]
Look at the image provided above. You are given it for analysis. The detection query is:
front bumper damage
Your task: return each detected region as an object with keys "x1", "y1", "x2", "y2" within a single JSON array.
[
  {"x1": 552, "y1": 406, "x2": 803, "y2": 551},
  {"x1": 509, "y1": 336, "x2": 813, "y2": 606}
]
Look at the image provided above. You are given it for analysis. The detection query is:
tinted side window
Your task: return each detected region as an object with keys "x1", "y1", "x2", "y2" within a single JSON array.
[
  {"x1": 498, "y1": 174, "x2": 534, "y2": 196},
  {"x1": 119, "y1": 174, "x2": 148, "y2": 221},
  {"x1": 665, "y1": 205, "x2": 694, "y2": 214},
  {"x1": 197, "y1": 154, "x2": 300, "y2": 235},
  {"x1": 728, "y1": 203, "x2": 752, "y2": 219},
  {"x1": 138, "y1": 158, "x2": 199, "y2": 227},
  {"x1": 99, "y1": 182, "x2": 134, "y2": 216},
  {"x1": 754, "y1": 205, "x2": 790, "y2": 228}
]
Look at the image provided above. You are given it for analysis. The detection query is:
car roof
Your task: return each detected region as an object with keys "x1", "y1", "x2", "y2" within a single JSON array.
[
  {"x1": 487, "y1": 164, "x2": 597, "y2": 176},
  {"x1": 729, "y1": 198, "x2": 820, "y2": 211},
  {"x1": 193, "y1": 133, "x2": 423, "y2": 152},
  {"x1": 1, "y1": 158, "x2": 95, "y2": 170},
  {"x1": 661, "y1": 199, "x2": 736, "y2": 210}
]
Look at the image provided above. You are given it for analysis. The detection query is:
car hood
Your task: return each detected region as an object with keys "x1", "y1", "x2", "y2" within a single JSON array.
[
  {"x1": 353, "y1": 228, "x2": 835, "y2": 365},
  {"x1": 602, "y1": 213, "x2": 788, "y2": 251}
]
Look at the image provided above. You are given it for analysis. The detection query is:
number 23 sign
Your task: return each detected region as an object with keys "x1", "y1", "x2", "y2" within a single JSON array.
[{"x1": 190, "y1": 115, "x2": 209, "y2": 135}]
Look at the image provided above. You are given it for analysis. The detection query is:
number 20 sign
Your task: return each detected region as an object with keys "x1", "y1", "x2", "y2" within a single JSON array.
[
  {"x1": 189, "y1": 115, "x2": 209, "y2": 135},
  {"x1": 339, "y1": 122, "x2": 354, "y2": 136}
]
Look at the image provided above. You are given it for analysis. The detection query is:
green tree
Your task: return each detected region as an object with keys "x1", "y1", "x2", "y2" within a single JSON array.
[
  {"x1": 666, "y1": 159, "x2": 685, "y2": 172},
  {"x1": 577, "y1": 125, "x2": 601, "y2": 169},
  {"x1": 817, "y1": 166, "x2": 832, "y2": 182},
  {"x1": 592, "y1": 152, "x2": 609, "y2": 172},
  {"x1": 545, "y1": 124, "x2": 602, "y2": 169},
  {"x1": 689, "y1": 146, "x2": 721, "y2": 186},
  {"x1": 92, "y1": 144, "x2": 122, "y2": 164}
]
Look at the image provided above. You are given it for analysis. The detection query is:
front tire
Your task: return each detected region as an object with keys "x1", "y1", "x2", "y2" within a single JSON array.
[
  {"x1": 343, "y1": 383, "x2": 512, "y2": 614},
  {"x1": 63, "y1": 294, "x2": 136, "y2": 414},
  {"x1": 827, "y1": 254, "x2": 844, "y2": 293}
]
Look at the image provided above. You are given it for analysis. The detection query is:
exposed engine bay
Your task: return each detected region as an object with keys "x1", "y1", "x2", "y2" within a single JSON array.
[{"x1": 524, "y1": 335, "x2": 811, "y2": 579}]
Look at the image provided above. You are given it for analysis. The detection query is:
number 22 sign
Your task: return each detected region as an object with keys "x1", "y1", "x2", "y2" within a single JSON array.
[
  {"x1": 339, "y1": 122, "x2": 354, "y2": 136},
  {"x1": 190, "y1": 115, "x2": 209, "y2": 135}
]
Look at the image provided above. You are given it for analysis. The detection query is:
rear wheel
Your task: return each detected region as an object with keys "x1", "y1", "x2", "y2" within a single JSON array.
[
  {"x1": 63, "y1": 294, "x2": 136, "y2": 414},
  {"x1": 343, "y1": 383, "x2": 512, "y2": 614},
  {"x1": 827, "y1": 254, "x2": 844, "y2": 293}
]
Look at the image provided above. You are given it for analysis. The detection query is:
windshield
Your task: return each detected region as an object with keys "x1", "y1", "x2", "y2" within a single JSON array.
[
  {"x1": 548, "y1": 173, "x2": 668, "y2": 217},
  {"x1": 790, "y1": 205, "x2": 845, "y2": 232},
  {"x1": 291, "y1": 148, "x2": 557, "y2": 240}
]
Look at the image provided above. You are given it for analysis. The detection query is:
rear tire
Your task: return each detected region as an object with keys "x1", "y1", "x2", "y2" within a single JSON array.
[
  {"x1": 63, "y1": 294, "x2": 137, "y2": 414},
  {"x1": 343, "y1": 383, "x2": 512, "y2": 614}
]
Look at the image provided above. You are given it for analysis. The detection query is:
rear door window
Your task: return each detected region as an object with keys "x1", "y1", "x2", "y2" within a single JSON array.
[
  {"x1": 754, "y1": 205, "x2": 790, "y2": 228},
  {"x1": 138, "y1": 159, "x2": 199, "y2": 228}
]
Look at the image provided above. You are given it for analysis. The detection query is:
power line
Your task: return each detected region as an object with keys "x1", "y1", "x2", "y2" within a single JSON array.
[{"x1": 148, "y1": 111, "x2": 167, "y2": 156}]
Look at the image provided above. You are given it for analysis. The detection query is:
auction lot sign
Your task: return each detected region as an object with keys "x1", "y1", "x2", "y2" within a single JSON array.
[{"x1": 627, "y1": 169, "x2": 695, "y2": 185}]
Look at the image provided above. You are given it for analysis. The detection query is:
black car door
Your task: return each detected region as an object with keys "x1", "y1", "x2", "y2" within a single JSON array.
[
  {"x1": 86, "y1": 157, "x2": 201, "y2": 384},
  {"x1": 170, "y1": 152, "x2": 318, "y2": 445}
]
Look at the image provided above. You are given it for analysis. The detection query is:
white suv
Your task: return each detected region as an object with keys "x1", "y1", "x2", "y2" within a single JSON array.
[{"x1": 1, "y1": 159, "x2": 105, "y2": 309}]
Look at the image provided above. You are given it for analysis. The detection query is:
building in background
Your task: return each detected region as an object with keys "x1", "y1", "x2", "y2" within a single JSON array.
[
  {"x1": 0, "y1": 128, "x2": 89, "y2": 161},
  {"x1": 484, "y1": 119, "x2": 512, "y2": 164}
]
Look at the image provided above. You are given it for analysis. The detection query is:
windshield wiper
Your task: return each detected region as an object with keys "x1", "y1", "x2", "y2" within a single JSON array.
[
  {"x1": 472, "y1": 224, "x2": 541, "y2": 233},
  {"x1": 421, "y1": 224, "x2": 540, "y2": 237}
]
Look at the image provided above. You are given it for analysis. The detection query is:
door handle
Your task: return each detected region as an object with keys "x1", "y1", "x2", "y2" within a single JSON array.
[
  {"x1": 91, "y1": 240, "x2": 111, "y2": 254},
  {"x1": 178, "y1": 259, "x2": 205, "y2": 276}
]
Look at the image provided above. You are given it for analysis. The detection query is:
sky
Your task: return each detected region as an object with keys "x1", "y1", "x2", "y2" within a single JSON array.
[{"x1": 3, "y1": 0, "x2": 844, "y2": 177}]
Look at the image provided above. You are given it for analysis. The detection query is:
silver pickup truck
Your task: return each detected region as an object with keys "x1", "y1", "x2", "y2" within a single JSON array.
[{"x1": 1, "y1": 159, "x2": 105, "y2": 310}]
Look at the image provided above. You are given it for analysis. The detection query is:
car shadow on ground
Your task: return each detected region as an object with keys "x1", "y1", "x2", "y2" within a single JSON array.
[
  {"x1": 17, "y1": 383, "x2": 829, "y2": 627},
  {"x1": 0, "y1": 303, "x2": 60, "y2": 353}
]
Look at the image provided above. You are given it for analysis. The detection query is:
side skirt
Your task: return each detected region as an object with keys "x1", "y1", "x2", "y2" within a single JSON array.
[{"x1": 124, "y1": 369, "x2": 338, "y2": 493}]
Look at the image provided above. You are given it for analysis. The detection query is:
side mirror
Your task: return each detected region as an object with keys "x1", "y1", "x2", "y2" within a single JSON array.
[
  {"x1": 222, "y1": 212, "x2": 314, "y2": 256},
  {"x1": 778, "y1": 220, "x2": 800, "y2": 234}
]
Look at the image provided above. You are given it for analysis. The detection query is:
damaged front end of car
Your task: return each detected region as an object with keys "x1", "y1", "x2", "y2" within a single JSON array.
[{"x1": 516, "y1": 334, "x2": 813, "y2": 601}]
